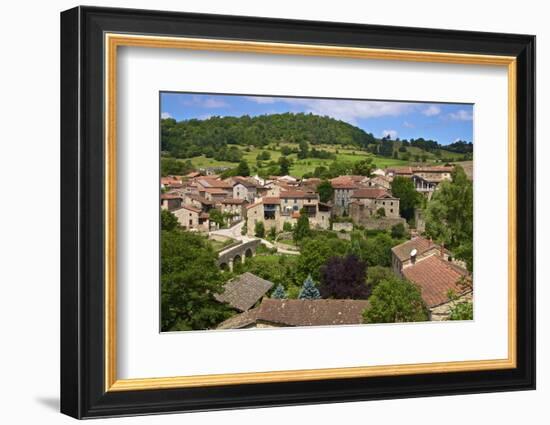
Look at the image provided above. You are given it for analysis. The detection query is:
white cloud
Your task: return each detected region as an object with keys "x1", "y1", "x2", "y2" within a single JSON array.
[
  {"x1": 245, "y1": 96, "x2": 277, "y2": 104},
  {"x1": 382, "y1": 129, "x2": 398, "y2": 139},
  {"x1": 288, "y1": 99, "x2": 414, "y2": 124},
  {"x1": 422, "y1": 105, "x2": 441, "y2": 116},
  {"x1": 403, "y1": 121, "x2": 415, "y2": 128},
  {"x1": 161, "y1": 112, "x2": 172, "y2": 119},
  {"x1": 448, "y1": 109, "x2": 473, "y2": 121},
  {"x1": 248, "y1": 97, "x2": 415, "y2": 124},
  {"x1": 183, "y1": 96, "x2": 228, "y2": 108},
  {"x1": 202, "y1": 98, "x2": 228, "y2": 108}
]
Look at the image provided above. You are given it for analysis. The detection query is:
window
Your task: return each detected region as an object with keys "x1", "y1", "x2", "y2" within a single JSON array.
[
  {"x1": 390, "y1": 209, "x2": 393, "y2": 213},
  {"x1": 189, "y1": 219, "x2": 192, "y2": 226}
]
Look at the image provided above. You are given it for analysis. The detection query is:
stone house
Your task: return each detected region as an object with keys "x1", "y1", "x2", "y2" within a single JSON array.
[
  {"x1": 391, "y1": 236, "x2": 471, "y2": 320},
  {"x1": 402, "y1": 255, "x2": 471, "y2": 320},
  {"x1": 218, "y1": 198, "x2": 248, "y2": 223},
  {"x1": 279, "y1": 190, "x2": 319, "y2": 218},
  {"x1": 160, "y1": 175, "x2": 183, "y2": 190},
  {"x1": 230, "y1": 176, "x2": 261, "y2": 202},
  {"x1": 350, "y1": 188, "x2": 400, "y2": 218},
  {"x1": 172, "y1": 205, "x2": 209, "y2": 232},
  {"x1": 332, "y1": 182, "x2": 358, "y2": 213},
  {"x1": 160, "y1": 193, "x2": 182, "y2": 211},
  {"x1": 364, "y1": 175, "x2": 392, "y2": 190},
  {"x1": 391, "y1": 236, "x2": 444, "y2": 275},
  {"x1": 203, "y1": 187, "x2": 229, "y2": 202}
]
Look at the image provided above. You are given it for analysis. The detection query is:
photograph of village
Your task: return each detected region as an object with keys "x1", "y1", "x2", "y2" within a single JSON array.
[{"x1": 159, "y1": 93, "x2": 474, "y2": 332}]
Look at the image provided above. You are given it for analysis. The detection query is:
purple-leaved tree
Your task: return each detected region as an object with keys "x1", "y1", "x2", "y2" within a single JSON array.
[{"x1": 319, "y1": 255, "x2": 370, "y2": 299}]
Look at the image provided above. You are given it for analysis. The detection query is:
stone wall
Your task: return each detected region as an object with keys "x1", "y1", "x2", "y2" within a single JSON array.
[
  {"x1": 430, "y1": 292, "x2": 473, "y2": 321},
  {"x1": 332, "y1": 222, "x2": 353, "y2": 232}
]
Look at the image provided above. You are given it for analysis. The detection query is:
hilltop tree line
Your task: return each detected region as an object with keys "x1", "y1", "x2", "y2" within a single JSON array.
[{"x1": 161, "y1": 113, "x2": 377, "y2": 159}]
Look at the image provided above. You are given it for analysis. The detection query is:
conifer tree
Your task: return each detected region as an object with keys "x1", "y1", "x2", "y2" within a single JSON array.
[
  {"x1": 299, "y1": 275, "x2": 321, "y2": 300},
  {"x1": 271, "y1": 284, "x2": 287, "y2": 299}
]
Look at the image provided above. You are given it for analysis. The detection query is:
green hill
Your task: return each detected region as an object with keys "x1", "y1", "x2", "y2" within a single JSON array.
[{"x1": 161, "y1": 113, "x2": 377, "y2": 160}]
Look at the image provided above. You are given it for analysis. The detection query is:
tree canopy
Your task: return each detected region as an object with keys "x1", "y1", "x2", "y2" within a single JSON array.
[
  {"x1": 319, "y1": 255, "x2": 370, "y2": 299},
  {"x1": 161, "y1": 229, "x2": 232, "y2": 331},
  {"x1": 160, "y1": 113, "x2": 377, "y2": 159},
  {"x1": 317, "y1": 180, "x2": 334, "y2": 203},
  {"x1": 424, "y1": 166, "x2": 473, "y2": 271},
  {"x1": 363, "y1": 277, "x2": 429, "y2": 323},
  {"x1": 390, "y1": 176, "x2": 421, "y2": 221}
]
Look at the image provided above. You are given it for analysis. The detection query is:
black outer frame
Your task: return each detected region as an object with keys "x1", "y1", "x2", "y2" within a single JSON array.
[{"x1": 60, "y1": 6, "x2": 536, "y2": 419}]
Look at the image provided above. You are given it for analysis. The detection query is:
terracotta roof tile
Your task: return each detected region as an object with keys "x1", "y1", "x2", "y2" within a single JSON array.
[
  {"x1": 262, "y1": 197, "x2": 280, "y2": 204},
  {"x1": 218, "y1": 299, "x2": 370, "y2": 329},
  {"x1": 279, "y1": 190, "x2": 318, "y2": 199},
  {"x1": 402, "y1": 255, "x2": 470, "y2": 307},
  {"x1": 391, "y1": 237, "x2": 438, "y2": 262},
  {"x1": 351, "y1": 188, "x2": 391, "y2": 199}
]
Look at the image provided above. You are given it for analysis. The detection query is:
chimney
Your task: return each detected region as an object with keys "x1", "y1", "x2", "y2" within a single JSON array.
[{"x1": 410, "y1": 248, "x2": 417, "y2": 264}]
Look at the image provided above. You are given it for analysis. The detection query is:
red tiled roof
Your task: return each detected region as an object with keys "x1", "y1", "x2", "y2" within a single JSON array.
[
  {"x1": 279, "y1": 190, "x2": 318, "y2": 199},
  {"x1": 387, "y1": 166, "x2": 413, "y2": 175},
  {"x1": 160, "y1": 193, "x2": 181, "y2": 200},
  {"x1": 413, "y1": 166, "x2": 454, "y2": 173},
  {"x1": 180, "y1": 205, "x2": 201, "y2": 214},
  {"x1": 161, "y1": 176, "x2": 182, "y2": 185},
  {"x1": 246, "y1": 202, "x2": 262, "y2": 210},
  {"x1": 186, "y1": 194, "x2": 214, "y2": 205},
  {"x1": 220, "y1": 198, "x2": 246, "y2": 205},
  {"x1": 402, "y1": 255, "x2": 470, "y2": 307},
  {"x1": 204, "y1": 187, "x2": 229, "y2": 194},
  {"x1": 197, "y1": 178, "x2": 233, "y2": 189},
  {"x1": 351, "y1": 188, "x2": 391, "y2": 199},
  {"x1": 332, "y1": 183, "x2": 359, "y2": 190},
  {"x1": 262, "y1": 197, "x2": 280, "y2": 204},
  {"x1": 391, "y1": 236, "x2": 439, "y2": 262},
  {"x1": 232, "y1": 176, "x2": 261, "y2": 188}
]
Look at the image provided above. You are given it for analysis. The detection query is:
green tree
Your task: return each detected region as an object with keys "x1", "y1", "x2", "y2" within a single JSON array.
[
  {"x1": 449, "y1": 301, "x2": 474, "y2": 320},
  {"x1": 363, "y1": 277, "x2": 429, "y2": 323},
  {"x1": 296, "y1": 235, "x2": 348, "y2": 282},
  {"x1": 351, "y1": 158, "x2": 374, "y2": 176},
  {"x1": 293, "y1": 211, "x2": 311, "y2": 243},
  {"x1": 161, "y1": 209, "x2": 179, "y2": 231},
  {"x1": 298, "y1": 275, "x2": 321, "y2": 299},
  {"x1": 236, "y1": 160, "x2": 251, "y2": 176},
  {"x1": 390, "y1": 176, "x2": 421, "y2": 221},
  {"x1": 208, "y1": 209, "x2": 226, "y2": 228},
  {"x1": 160, "y1": 158, "x2": 193, "y2": 177},
  {"x1": 298, "y1": 140, "x2": 310, "y2": 159},
  {"x1": 361, "y1": 232, "x2": 395, "y2": 267},
  {"x1": 317, "y1": 180, "x2": 334, "y2": 203},
  {"x1": 390, "y1": 222, "x2": 407, "y2": 239},
  {"x1": 365, "y1": 266, "x2": 394, "y2": 291},
  {"x1": 161, "y1": 230, "x2": 232, "y2": 331},
  {"x1": 376, "y1": 207, "x2": 386, "y2": 217},
  {"x1": 282, "y1": 221, "x2": 293, "y2": 232},
  {"x1": 254, "y1": 221, "x2": 265, "y2": 238},
  {"x1": 425, "y1": 166, "x2": 473, "y2": 270},
  {"x1": 278, "y1": 156, "x2": 291, "y2": 175},
  {"x1": 271, "y1": 284, "x2": 288, "y2": 299}
]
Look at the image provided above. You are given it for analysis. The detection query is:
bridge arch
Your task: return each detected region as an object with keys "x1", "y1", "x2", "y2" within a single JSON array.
[{"x1": 217, "y1": 239, "x2": 261, "y2": 271}]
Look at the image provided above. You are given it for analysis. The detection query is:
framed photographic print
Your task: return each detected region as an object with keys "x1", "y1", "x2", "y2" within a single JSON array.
[{"x1": 60, "y1": 6, "x2": 536, "y2": 419}]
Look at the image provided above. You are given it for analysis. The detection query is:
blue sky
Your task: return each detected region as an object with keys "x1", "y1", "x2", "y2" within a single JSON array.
[{"x1": 160, "y1": 92, "x2": 473, "y2": 145}]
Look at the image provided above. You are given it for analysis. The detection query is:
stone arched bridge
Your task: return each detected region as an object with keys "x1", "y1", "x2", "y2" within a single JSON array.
[{"x1": 217, "y1": 238, "x2": 261, "y2": 271}]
